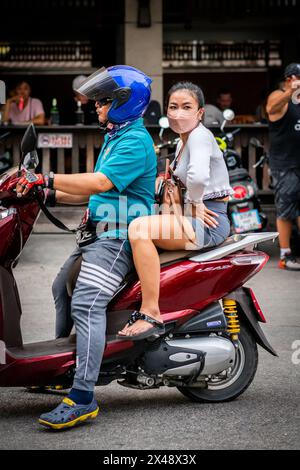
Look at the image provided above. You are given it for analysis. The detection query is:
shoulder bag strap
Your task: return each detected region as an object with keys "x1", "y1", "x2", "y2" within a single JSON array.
[
  {"x1": 167, "y1": 186, "x2": 196, "y2": 245},
  {"x1": 172, "y1": 141, "x2": 185, "y2": 172}
]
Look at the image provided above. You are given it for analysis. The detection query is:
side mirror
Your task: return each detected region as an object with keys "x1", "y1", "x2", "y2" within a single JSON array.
[
  {"x1": 22, "y1": 151, "x2": 39, "y2": 171},
  {"x1": 20, "y1": 123, "x2": 38, "y2": 171},
  {"x1": 158, "y1": 116, "x2": 169, "y2": 141},
  {"x1": 223, "y1": 109, "x2": 235, "y2": 122},
  {"x1": 221, "y1": 109, "x2": 235, "y2": 132},
  {"x1": 158, "y1": 116, "x2": 169, "y2": 129},
  {"x1": 20, "y1": 123, "x2": 37, "y2": 156}
]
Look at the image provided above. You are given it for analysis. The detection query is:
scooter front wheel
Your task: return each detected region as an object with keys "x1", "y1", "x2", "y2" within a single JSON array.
[{"x1": 177, "y1": 324, "x2": 258, "y2": 403}]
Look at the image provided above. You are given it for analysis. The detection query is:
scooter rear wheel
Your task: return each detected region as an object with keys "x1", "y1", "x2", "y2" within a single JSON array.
[{"x1": 177, "y1": 324, "x2": 258, "y2": 403}]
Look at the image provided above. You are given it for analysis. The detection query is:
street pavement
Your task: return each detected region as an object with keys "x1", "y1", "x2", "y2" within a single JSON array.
[{"x1": 0, "y1": 234, "x2": 299, "y2": 450}]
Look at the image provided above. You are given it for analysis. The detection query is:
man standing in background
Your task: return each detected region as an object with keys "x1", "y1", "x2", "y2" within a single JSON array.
[{"x1": 266, "y1": 63, "x2": 300, "y2": 270}]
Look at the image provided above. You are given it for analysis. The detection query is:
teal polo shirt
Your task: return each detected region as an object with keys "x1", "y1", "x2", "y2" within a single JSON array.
[{"x1": 88, "y1": 118, "x2": 157, "y2": 250}]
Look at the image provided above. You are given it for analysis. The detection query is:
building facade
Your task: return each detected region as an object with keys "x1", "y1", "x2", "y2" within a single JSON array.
[{"x1": 0, "y1": 0, "x2": 300, "y2": 120}]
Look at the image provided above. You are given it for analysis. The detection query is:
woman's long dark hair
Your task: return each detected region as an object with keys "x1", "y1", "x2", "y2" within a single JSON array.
[{"x1": 166, "y1": 81, "x2": 205, "y2": 109}]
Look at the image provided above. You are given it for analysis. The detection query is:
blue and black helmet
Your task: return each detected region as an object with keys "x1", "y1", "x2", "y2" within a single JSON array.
[{"x1": 74, "y1": 65, "x2": 152, "y2": 123}]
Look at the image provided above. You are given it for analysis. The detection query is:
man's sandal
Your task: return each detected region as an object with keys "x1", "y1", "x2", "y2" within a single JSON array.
[
  {"x1": 117, "y1": 311, "x2": 165, "y2": 341},
  {"x1": 39, "y1": 397, "x2": 99, "y2": 430}
]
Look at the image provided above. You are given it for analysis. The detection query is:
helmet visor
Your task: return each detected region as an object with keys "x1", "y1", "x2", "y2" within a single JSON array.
[{"x1": 74, "y1": 67, "x2": 119, "y2": 101}]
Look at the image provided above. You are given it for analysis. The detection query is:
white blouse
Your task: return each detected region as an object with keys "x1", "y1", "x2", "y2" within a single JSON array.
[{"x1": 172, "y1": 123, "x2": 233, "y2": 203}]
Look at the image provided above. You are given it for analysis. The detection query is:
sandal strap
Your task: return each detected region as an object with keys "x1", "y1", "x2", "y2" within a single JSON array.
[
  {"x1": 127, "y1": 311, "x2": 164, "y2": 328},
  {"x1": 127, "y1": 311, "x2": 141, "y2": 326},
  {"x1": 139, "y1": 313, "x2": 164, "y2": 327}
]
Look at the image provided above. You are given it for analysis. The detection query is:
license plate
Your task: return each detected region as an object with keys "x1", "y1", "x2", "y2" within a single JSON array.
[{"x1": 232, "y1": 209, "x2": 262, "y2": 233}]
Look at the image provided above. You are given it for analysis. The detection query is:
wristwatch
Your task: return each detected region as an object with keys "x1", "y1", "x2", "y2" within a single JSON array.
[{"x1": 44, "y1": 171, "x2": 55, "y2": 189}]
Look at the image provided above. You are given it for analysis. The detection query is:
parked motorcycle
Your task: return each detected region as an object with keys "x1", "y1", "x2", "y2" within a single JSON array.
[
  {"x1": 0, "y1": 124, "x2": 278, "y2": 404},
  {"x1": 216, "y1": 110, "x2": 268, "y2": 234}
]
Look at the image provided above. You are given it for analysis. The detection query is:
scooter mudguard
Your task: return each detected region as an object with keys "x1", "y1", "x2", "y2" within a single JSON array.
[{"x1": 227, "y1": 287, "x2": 278, "y2": 357}]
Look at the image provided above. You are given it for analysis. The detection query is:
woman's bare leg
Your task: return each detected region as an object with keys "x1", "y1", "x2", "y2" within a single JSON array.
[{"x1": 118, "y1": 214, "x2": 197, "y2": 337}]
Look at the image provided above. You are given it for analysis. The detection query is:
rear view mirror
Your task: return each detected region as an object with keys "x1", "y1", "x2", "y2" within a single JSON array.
[
  {"x1": 20, "y1": 123, "x2": 37, "y2": 156},
  {"x1": 223, "y1": 109, "x2": 235, "y2": 121},
  {"x1": 22, "y1": 151, "x2": 39, "y2": 171},
  {"x1": 221, "y1": 109, "x2": 235, "y2": 132},
  {"x1": 158, "y1": 116, "x2": 170, "y2": 141},
  {"x1": 159, "y1": 116, "x2": 169, "y2": 129}
]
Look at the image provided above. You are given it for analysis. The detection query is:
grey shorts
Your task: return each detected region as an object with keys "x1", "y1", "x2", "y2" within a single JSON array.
[
  {"x1": 271, "y1": 168, "x2": 300, "y2": 220},
  {"x1": 190, "y1": 200, "x2": 230, "y2": 249}
]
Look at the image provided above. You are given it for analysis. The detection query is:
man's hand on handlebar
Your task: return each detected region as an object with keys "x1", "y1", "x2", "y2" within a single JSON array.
[{"x1": 16, "y1": 172, "x2": 46, "y2": 197}]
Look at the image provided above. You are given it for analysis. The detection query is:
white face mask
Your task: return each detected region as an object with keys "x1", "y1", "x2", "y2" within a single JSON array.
[{"x1": 167, "y1": 109, "x2": 201, "y2": 134}]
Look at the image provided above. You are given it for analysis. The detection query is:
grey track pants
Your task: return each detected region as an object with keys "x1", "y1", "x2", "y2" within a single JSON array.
[{"x1": 52, "y1": 238, "x2": 133, "y2": 392}]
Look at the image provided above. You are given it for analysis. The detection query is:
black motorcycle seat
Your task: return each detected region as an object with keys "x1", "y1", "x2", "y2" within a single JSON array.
[{"x1": 65, "y1": 235, "x2": 241, "y2": 297}]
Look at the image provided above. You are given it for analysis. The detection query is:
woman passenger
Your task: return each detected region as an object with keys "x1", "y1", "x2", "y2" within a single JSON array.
[{"x1": 118, "y1": 82, "x2": 232, "y2": 340}]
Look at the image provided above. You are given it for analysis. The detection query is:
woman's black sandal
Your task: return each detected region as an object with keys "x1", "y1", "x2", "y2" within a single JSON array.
[{"x1": 117, "y1": 311, "x2": 165, "y2": 341}]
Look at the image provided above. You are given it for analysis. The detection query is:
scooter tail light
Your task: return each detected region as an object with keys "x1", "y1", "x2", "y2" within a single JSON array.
[
  {"x1": 232, "y1": 184, "x2": 248, "y2": 200},
  {"x1": 230, "y1": 254, "x2": 268, "y2": 268},
  {"x1": 249, "y1": 288, "x2": 266, "y2": 323}
]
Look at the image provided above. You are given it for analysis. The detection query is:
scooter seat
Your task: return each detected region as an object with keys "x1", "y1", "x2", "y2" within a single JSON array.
[
  {"x1": 157, "y1": 234, "x2": 241, "y2": 266},
  {"x1": 65, "y1": 236, "x2": 240, "y2": 297}
]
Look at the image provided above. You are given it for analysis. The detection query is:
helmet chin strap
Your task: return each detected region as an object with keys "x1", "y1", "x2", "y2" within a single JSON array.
[
  {"x1": 98, "y1": 119, "x2": 109, "y2": 132},
  {"x1": 98, "y1": 119, "x2": 129, "y2": 136},
  {"x1": 97, "y1": 101, "x2": 114, "y2": 131}
]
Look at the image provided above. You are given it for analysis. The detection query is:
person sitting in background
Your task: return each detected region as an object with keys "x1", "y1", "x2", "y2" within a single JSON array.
[
  {"x1": 217, "y1": 88, "x2": 234, "y2": 112},
  {"x1": 72, "y1": 75, "x2": 98, "y2": 125},
  {"x1": 2, "y1": 81, "x2": 45, "y2": 125},
  {"x1": 216, "y1": 87, "x2": 255, "y2": 124}
]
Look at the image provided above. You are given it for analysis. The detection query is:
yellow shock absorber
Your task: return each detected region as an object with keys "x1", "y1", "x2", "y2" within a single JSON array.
[{"x1": 222, "y1": 298, "x2": 240, "y2": 342}]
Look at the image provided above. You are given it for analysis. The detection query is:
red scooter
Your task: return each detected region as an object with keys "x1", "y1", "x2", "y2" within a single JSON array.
[{"x1": 0, "y1": 124, "x2": 278, "y2": 403}]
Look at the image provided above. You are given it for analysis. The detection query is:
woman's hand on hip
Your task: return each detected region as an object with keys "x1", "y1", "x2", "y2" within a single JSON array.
[{"x1": 194, "y1": 203, "x2": 219, "y2": 229}]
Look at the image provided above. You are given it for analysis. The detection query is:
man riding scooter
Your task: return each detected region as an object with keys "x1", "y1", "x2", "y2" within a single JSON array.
[{"x1": 15, "y1": 65, "x2": 157, "y2": 430}]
